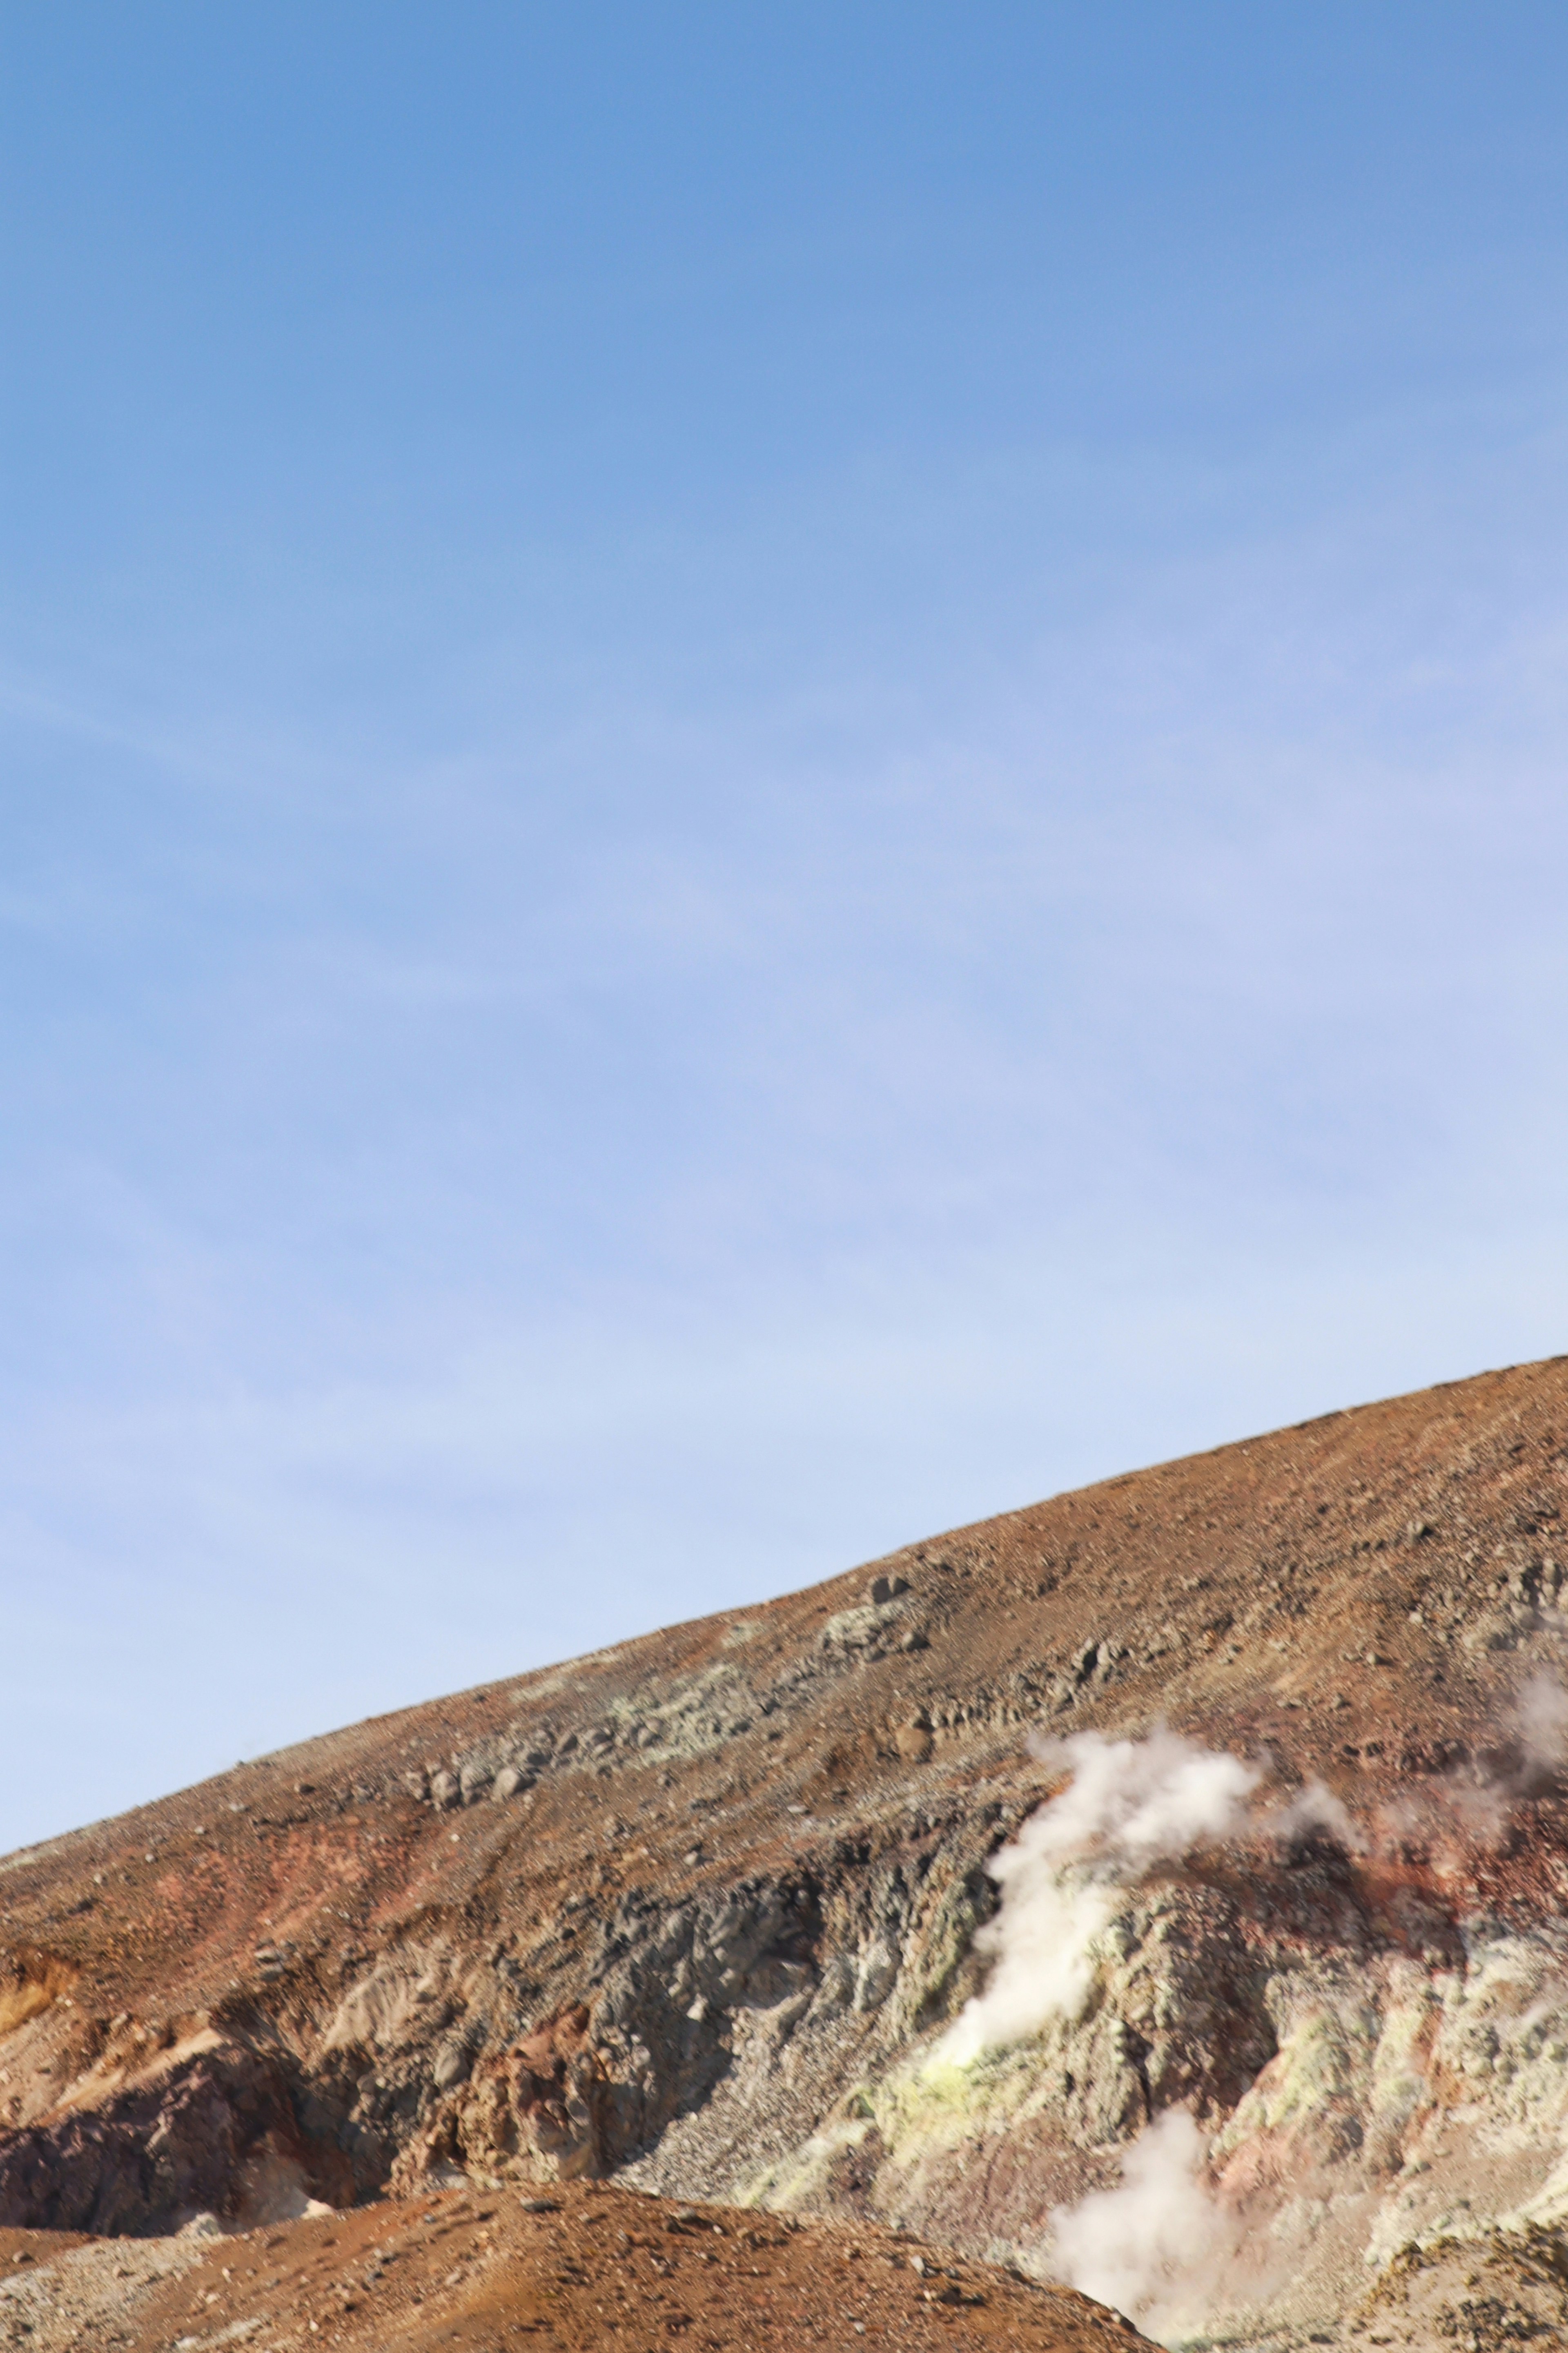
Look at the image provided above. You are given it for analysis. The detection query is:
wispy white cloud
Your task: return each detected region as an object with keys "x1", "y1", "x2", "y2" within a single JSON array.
[{"x1": 5, "y1": 30, "x2": 1568, "y2": 1854}]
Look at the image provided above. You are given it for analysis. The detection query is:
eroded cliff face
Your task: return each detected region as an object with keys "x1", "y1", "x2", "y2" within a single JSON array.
[{"x1": 7, "y1": 1358, "x2": 1568, "y2": 2346}]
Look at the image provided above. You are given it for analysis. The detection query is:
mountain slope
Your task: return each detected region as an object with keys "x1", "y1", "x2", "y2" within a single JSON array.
[
  {"x1": 6, "y1": 1356, "x2": 1568, "y2": 2346},
  {"x1": 0, "y1": 2180, "x2": 1151, "y2": 2352}
]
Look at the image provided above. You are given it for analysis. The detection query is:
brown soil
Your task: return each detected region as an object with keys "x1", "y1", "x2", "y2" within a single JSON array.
[{"x1": 0, "y1": 2181, "x2": 1146, "y2": 2351}]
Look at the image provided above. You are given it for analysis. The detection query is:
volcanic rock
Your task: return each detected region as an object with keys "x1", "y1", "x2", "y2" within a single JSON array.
[{"x1": 5, "y1": 1358, "x2": 1568, "y2": 2347}]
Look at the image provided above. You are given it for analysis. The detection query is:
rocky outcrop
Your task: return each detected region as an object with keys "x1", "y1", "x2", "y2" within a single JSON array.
[
  {"x1": 0, "y1": 2038, "x2": 349, "y2": 2234},
  {"x1": 7, "y1": 1357, "x2": 1568, "y2": 2346}
]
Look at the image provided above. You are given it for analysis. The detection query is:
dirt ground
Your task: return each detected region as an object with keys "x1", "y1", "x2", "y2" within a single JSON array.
[{"x1": 0, "y1": 2181, "x2": 1147, "y2": 2351}]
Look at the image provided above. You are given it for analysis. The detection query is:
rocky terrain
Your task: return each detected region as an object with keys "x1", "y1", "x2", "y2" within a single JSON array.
[
  {"x1": 0, "y1": 2179, "x2": 1142, "y2": 2351},
  {"x1": 7, "y1": 1356, "x2": 1568, "y2": 2348}
]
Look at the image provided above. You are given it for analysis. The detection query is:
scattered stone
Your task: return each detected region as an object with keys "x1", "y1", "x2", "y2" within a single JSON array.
[{"x1": 431, "y1": 2040, "x2": 470, "y2": 2091}]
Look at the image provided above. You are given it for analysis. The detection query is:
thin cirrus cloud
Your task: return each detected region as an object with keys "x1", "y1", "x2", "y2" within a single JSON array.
[{"x1": 4, "y1": 6, "x2": 1568, "y2": 1851}]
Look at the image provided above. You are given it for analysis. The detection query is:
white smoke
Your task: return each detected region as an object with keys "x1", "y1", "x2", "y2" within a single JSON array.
[
  {"x1": 1371, "y1": 1675, "x2": 1568, "y2": 1859},
  {"x1": 1516, "y1": 1671, "x2": 1568, "y2": 1773},
  {"x1": 931, "y1": 1729, "x2": 1261, "y2": 2067},
  {"x1": 1266, "y1": 1774, "x2": 1365, "y2": 1853},
  {"x1": 1050, "y1": 2107, "x2": 1237, "y2": 2344},
  {"x1": 924, "y1": 1688, "x2": 1568, "y2": 2339}
]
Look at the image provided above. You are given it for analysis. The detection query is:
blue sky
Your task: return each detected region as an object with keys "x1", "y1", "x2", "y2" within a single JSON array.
[{"x1": 4, "y1": 4, "x2": 1568, "y2": 1852}]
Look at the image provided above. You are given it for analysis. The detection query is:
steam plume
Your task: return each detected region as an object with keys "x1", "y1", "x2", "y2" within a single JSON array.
[
  {"x1": 1050, "y1": 2106, "x2": 1236, "y2": 2343},
  {"x1": 932, "y1": 1729, "x2": 1259, "y2": 2067},
  {"x1": 1266, "y1": 1774, "x2": 1364, "y2": 1851},
  {"x1": 933, "y1": 1686, "x2": 1568, "y2": 2339},
  {"x1": 1516, "y1": 1671, "x2": 1568, "y2": 1773}
]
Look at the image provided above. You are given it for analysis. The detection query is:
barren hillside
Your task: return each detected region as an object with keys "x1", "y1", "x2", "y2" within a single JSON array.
[{"x1": 7, "y1": 1357, "x2": 1568, "y2": 2348}]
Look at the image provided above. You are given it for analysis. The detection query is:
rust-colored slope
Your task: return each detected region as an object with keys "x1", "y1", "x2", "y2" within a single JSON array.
[
  {"x1": 0, "y1": 2182, "x2": 1151, "y2": 2351},
  {"x1": 3, "y1": 1357, "x2": 1568, "y2": 2346}
]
